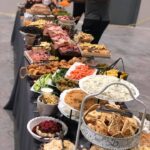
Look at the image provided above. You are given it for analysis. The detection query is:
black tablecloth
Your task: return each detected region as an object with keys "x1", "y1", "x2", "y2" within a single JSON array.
[
  {"x1": 5, "y1": 11, "x2": 90, "y2": 150},
  {"x1": 5, "y1": 11, "x2": 41, "y2": 150}
]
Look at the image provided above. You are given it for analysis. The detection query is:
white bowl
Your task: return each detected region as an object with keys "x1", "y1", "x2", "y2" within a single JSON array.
[
  {"x1": 41, "y1": 87, "x2": 53, "y2": 94},
  {"x1": 27, "y1": 116, "x2": 68, "y2": 142},
  {"x1": 58, "y1": 88, "x2": 81, "y2": 121},
  {"x1": 37, "y1": 95, "x2": 58, "y2": 116}
]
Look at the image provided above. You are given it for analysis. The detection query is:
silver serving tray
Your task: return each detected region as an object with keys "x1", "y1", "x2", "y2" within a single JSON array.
[{"x1": 81, "y1": 120, "x2": 141, "y2": 150}]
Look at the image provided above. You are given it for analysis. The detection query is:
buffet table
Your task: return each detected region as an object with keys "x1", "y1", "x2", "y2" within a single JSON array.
[
  {"x1": 4, "y1": 4, "x2": 150, "y2": 149},
  {"x1": 5, "y1": 11, "x2": 90, "y2": 150}
]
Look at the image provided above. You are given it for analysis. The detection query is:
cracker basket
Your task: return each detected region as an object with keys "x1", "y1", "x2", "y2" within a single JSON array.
[{"x1": 74, "y1": 82, "x2": 146, "y2": 150}]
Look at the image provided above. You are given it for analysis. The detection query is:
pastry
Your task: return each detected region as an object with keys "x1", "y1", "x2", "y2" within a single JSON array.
[
  {"x1": 74, "y1": 32, "x2": 94, "y2": 43},
  {"x1": 90, "y1": 145, "x2": 104, "y2": 150},
  {"x1": 42, "y1": 139, "x2": 75, "y2": 150},
  {"x1": 26, "y1": 57, "x2": 84, "y2": 77},
  {"x1": 26, "y1": 4, "x2": 51, "y2": 15},
  {"x1": 79, "y1": 43, "x2": 111, "y2": 58},
  {"x1": 95, "y1": 120, "x2": 108, "y2": 136},
  {"x1": 131, "y1": 133, "x2": 150, "y2": 149},
  {"x1": 85, "y1": 104, "x2": 139, "y2": 138},
  {"x1": 85, "y1": 110, "x2": 101, "y2": 124},
  {"x1": 140, "y1": 133, "x2": 150, "y2": 147},
  {"x1": 108, "y1": 114, "x2": 124, "y2": 136},
  {"x1": 121, "y1": 117, "x2": 138, "y2": 137}
]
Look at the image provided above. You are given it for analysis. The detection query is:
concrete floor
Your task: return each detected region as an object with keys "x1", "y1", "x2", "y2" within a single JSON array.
[
  {"x1": 0, "y1": 1, "x2": 150, "y2": 150},
  {"x1": 100, "y1": 25, "x2": 150, "y2": 113},
  {"x1": 0, "y1": 15, "x2": 15, "y2": 150},
  {"x1": 0, "y1": 0, "x2": 21, "y2": 14}
]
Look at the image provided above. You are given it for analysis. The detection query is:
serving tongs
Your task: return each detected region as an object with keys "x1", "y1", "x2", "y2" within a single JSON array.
[
  {"x1": 39, "y1": 130, "x2": 65, "y2": 147},
  {"x1": 89, "y1": 57, "x2": 125, "y2": 72},
  {"x1": 59, "y1": 130, "x2": 65, "y2": 150},
  {"x1": 107, "y1": 57, "x2": 125, "y2": 71},
  {"x1": 96, "y1": 105, "x2": 133, "y2": 118},
  {"x1": 49, "y1": 2, "x2": 62, "y2": 10},
  {"x1": 50, "y1": 2, "x2": 58, "y2": 9}
]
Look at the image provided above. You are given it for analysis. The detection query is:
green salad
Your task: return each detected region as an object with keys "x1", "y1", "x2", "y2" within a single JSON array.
[
  {"x1": 33, "y1": 74, "x2": 52, "y2": 92},
  {"x1": 52, "y1": 68, "x2": 68, "y2": 84}
]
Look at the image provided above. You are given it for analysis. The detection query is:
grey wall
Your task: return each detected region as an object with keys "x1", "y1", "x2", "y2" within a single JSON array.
[
  {"x1": 137, "y1": 0, "x2": 150, "y2": 27},
  {"x1": 110, "y1": 0, "x2": 141, "y2": 25}
]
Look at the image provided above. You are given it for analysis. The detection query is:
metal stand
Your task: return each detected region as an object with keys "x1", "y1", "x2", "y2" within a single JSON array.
[{"x1": 74, "y1": 82, "x2": 146, "y2": 150}]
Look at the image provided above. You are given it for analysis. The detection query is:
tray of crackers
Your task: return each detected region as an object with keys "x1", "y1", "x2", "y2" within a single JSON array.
[
  {"x1": 81, "y1": 103, "x2": 141, "y2": 150},
  {"x1": 79, "y1": 43, "x2": 111, "y2": 58},
  {"x1": 74, "y1": 32, "x2": 94, "y2": 43},
  {"x1": 90, "y1": 132, "x2": 150, "y2": 150}
]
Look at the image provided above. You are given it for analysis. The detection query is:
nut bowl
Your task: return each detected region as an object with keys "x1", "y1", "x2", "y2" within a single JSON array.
[
  {"x1": 37, "y1": 94, "x2": 58, "y2": 116},
  {"x1": 27, "y1": 116, "x2": 68, "y2": 142},
  {"x1": 20, "y1": 31, "x2": 37, "y2": 46}
]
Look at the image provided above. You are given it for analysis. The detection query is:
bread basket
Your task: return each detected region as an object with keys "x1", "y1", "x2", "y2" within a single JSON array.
[
  {"x1": 81, "y1": 104, "x2": 141, "y2": 150},
  {"x1": 74, "y1": 82, "x2": 146, "y2": 150}
]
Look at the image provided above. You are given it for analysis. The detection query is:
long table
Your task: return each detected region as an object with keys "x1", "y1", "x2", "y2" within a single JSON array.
[
  {"x1": 4, "y1": 11, "x2": 90, "y2": 150},
  {"x1": 6, "y1": 10, "x2": 150, "y2": 150},
  {"x1": 5, "y1": 10, "x2": 42, "y2": 150}
]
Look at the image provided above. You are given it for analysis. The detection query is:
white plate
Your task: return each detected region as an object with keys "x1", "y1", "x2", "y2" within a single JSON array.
[
  {"x1": 30, "y1": 86, "x2": 41, "y2": 94},
  {"x1": 58, "y1": 101, "x2": 79, "y2": 122},
  {"x1": 58, "y1": 88, "x2": 82, "y2": 122},
  {"x1": 65, "y1": 62, "x2": 97, "y2": 81},
  {"x1": 60, "y1": 88, "x2": 81, "y2": 112},
  {"x1": 79, "y1": 75, "x2": 139, "y2": 102}
]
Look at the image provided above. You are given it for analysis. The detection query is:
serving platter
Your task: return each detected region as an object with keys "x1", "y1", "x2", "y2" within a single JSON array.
[
  {"x1": 81, "y1": 118, "x2": 141, "y2": 150},
  {"x1": 79, "y1": 75, "x2": 139, "y2": 102},
  {"x1": 30, "y1": 74, "x2": 53, "y2": 93},
  {"x1": 78, "y1": 43, "x2": 111, "y2": 58},
  {"x1": 58, "y1": 89, "x2": 80, "y2": 121},
  {"x1": 24, "y1": 50, "x2": 50, "y2": 64},
  {"x1": 58, "y1": 100, "x2": 79, "y2": 122},
  {"x1": 65, "y1": 62, "x2": 97, "y2": 81},
  {"x1": 60, "y1": 88, "x2": 82, "y2": 112}
]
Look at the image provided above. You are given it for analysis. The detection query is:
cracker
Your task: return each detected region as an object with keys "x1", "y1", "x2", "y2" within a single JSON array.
[
  {"x1": 121, "y1": 118, "x2": 138, "y2": 137},
  {"x1": 108, "y1": 114, "x2": 124, "y2": 136},
  {"x1": 96, "y1": 120, "x2": 108, "y2": 136}
]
